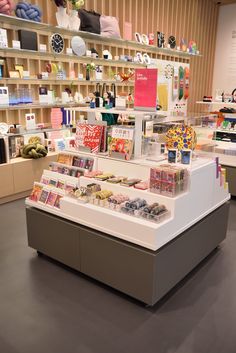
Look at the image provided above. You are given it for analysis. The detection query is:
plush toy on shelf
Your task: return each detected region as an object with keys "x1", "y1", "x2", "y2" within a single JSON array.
[
  {"x1": 15, "y1": 1, "x2": 42, "y2": 22},
  {"x1": 0, "y1": 0, "x2": 15, "y2": 15},
  {"x1": 21, "y1": 143, "x2": 48, "y2": 159}
]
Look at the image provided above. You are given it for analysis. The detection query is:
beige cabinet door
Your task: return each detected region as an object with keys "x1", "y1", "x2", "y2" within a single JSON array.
[{"x1": 0, "y1": 164, "x2": 14, "y2": 198}]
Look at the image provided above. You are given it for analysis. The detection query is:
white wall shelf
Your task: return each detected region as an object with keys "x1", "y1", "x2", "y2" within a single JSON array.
[
  {"x1": 0, "y1": 14, "x2": 201, "y2": 59},
  {"x1": 196, "y1": 101, "x2": 236, "y2": 106}
]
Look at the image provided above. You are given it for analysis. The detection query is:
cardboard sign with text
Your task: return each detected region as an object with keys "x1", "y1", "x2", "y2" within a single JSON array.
[{"x1": 134, "y1": 68, "x2": 158, "y2": 111}]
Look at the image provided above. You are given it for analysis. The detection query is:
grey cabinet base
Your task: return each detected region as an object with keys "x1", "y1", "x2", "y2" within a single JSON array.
[{"x1": 26, "y1": 202, "x2": 229, "y2": 306}]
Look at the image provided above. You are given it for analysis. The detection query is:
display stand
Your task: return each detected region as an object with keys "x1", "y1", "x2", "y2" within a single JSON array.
[
  {"x1": 194, "y1": 104, "x2": 236, "y2": 196},
  {"x1": 25, "y1": 155, "x2": 230, "y2": 304},
  {"x1": 64, "y1": 107, "x2": 157, "y2": 159},
  {"x1": 26, "y1": 202, "x2": 229, "y2": 306}
]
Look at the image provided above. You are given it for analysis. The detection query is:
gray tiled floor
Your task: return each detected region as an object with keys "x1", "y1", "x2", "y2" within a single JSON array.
[{"x1": 0, "y1": 199, "x2": 235, "y2": 353}]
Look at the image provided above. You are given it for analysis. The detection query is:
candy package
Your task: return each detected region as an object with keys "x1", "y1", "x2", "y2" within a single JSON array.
[
  {"x1": 134, "y1": 181, "x2": 149, "y2": 190},
  {"x1": 120, "y1": 178, "x2": 141, "y2": 187}
]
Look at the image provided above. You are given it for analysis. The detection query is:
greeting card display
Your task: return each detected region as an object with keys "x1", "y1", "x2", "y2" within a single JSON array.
[
  {"x1": 57, "y1": 153, "x2": 73, "y2": 165},
  {"x1": 29, "y1": 183, "x2": 43, "y2": 202},
  {"x1": 134, "y1": 69, "x2": 158, "y2": 111},
  {"x1": 108, "y1": 126, "x2": 134, "y2": 160},
  {"x1": 75, "y1": 124, "x2": 103, "y2": 153},
  {"x1": 46, "y1": 191, "x2": 58, "y2": 207}
]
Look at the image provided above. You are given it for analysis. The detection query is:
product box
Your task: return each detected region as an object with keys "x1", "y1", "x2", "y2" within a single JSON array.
[
  {"x1": 57, "y1": 153, "x2": 73, "y2": 166},
  {"x1": 8, "y1": 135, "x2": 24, "y2": 158},
  {"x1": 149, "y1": 165, "x2": 189, "y2": 197}
]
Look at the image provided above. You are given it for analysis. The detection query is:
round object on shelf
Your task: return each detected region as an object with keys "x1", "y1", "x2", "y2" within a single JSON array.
[
  {"x1": 142, "y1": 34, "x2": 149, "y2": 45},
  {"x1": 143, "y1": 53, "x2": 151, "y2": 65},
  {"x1": 136, "y1": 52, "x2": 144, "y2": 63},
  {"x1": 50, "y1": 33, "x2": 64, "y2": 54},
  {"x1": 134, "y1": 32, "x2": 142, "y2": 43},
  {"x1": 168, "y1": 35, "x2": 176, "y2": 49},
  {"x1": 166, "y1": 124, "x2": 197, "y2": 151},
  {"x1": 71, "y1": 36, "x2": 86, "y2": 57},
  {"x1": 0, "y1": 122, "x2": 9, "y2": 134}
]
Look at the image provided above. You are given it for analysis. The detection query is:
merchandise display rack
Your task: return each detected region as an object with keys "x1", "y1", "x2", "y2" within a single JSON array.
[
  {"x1": 64, "y1": 106, "x2": 188, "y2": 159},
  {"x1": 25, "y1": 154, "x2": 230, "y2": 305},
  {"x1": 193, "y1": 104, "x2": 236, "y2": 195},
  {"x1": 0, "y1": 14, "x2": 201, "y2": 58},
  {"x1": 0, "y1": 13, "x2": 195, "y2": 127}
]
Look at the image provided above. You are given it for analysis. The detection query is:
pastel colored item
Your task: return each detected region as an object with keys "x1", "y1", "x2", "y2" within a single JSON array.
[
  {"x1": 15, "y1": 1, "x2": 42, "y2": 22},
  {"x1": 0, "y1": 0, "x2": 15, "y2": 15}
]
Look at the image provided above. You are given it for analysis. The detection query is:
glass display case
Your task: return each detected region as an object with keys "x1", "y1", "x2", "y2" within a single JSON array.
[{"x1": 188, "y1": 112, "x2": 236, "y2": 195}]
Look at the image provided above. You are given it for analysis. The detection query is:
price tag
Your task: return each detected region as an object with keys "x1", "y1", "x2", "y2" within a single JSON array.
[
  {"x1": 66, "y1": 48, "x2": 73, "y2": 55},
  {"x1": 39, "y1": 44, "x2": 47, "y2": 52},
  {"x1": 12, "y1": 40, "x2": 21, "y2": 49},
  {"x1": 23, "y1": 71, "x2": 30, "y2": 78}
]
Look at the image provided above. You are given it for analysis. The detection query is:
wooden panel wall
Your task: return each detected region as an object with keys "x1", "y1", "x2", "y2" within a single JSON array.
[{"x1": 32, "y1": 0, "x2": 219, "y2": 113}]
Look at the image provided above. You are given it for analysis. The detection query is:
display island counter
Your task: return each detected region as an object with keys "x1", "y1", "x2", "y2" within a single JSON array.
[{"x1": 25, "y1": 155, "x2": 230, "y2": 305}]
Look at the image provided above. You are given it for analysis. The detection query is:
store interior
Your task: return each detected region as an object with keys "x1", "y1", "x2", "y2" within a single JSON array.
[{"x1": 0, "y1": 0, "x2": 236, "y2": 352}]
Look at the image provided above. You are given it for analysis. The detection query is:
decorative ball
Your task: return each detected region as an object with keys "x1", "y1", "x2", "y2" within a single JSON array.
[
  {"x1": 0, "y1": 0, "x2": 15, "y2": 15},
  {"x1": 15, "y1": 1, "x2": 42, "y2": 22},
  {"x1": 166, "y1": 124, "x2": 197, "y2": 151}
]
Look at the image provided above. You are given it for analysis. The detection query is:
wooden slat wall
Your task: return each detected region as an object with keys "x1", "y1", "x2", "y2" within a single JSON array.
[{"x1": 34, "y1": 0, "x2": 219, "y2": 113}]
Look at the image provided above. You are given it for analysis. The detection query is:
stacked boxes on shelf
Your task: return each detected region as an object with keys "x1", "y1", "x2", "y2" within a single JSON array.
[{"x1": 150, "y1": 165, "x2": 189, "y2": 197}]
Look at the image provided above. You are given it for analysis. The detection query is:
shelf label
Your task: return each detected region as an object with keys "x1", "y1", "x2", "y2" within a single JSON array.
[
  {"x1": 66, "y1": 48, "x2": 73, "y2": 55},
  {"x1": 12, "y1": 40, "x2": 21, "y2": 50},
  {"x1": 39, "y1": 44, "x2": 47, "y2": 52}
]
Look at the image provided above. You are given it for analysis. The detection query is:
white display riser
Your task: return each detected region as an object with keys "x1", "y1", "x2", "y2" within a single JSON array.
[{"x1": 26, "y1": 158, "x2": 230, "y2": 251}]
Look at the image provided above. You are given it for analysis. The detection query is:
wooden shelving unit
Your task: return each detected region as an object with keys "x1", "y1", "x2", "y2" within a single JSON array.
[
  {"x1": 0, "y1": 13, "x2": 195, "y2": 128},
  {"x1": 0, "y1": 152, "x2": 58, "y2": 204}
]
